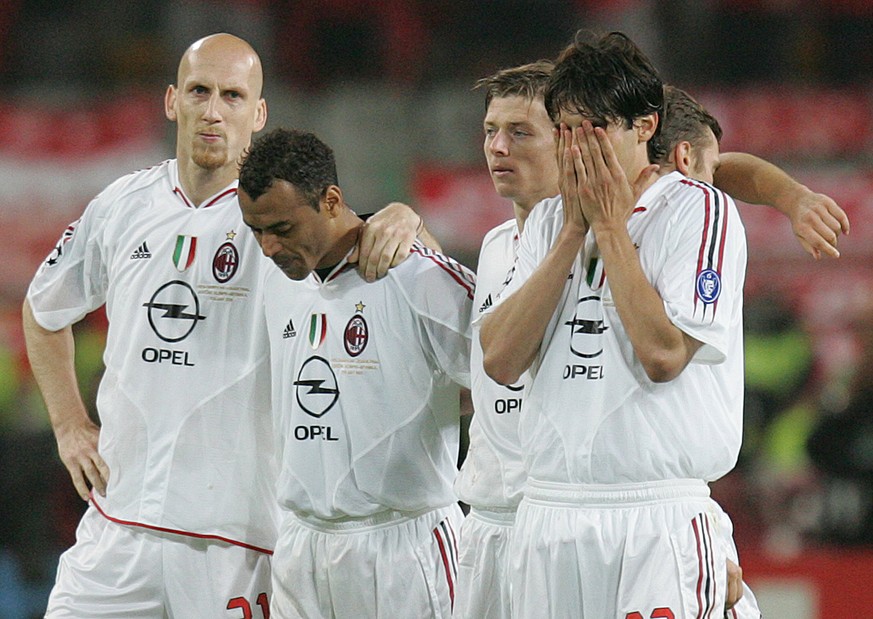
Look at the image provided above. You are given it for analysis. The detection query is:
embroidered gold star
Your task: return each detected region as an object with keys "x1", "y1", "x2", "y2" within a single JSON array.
[
  {"x1": 226, "y1": 230, "x2": 237, "y2": 240},
  {"x1": 355, "y1": 301, "x2": 366, "y2": 313}
]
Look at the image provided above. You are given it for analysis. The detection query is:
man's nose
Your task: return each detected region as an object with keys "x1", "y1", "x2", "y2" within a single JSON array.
[{"x1": 259, "y1": 233, "x2": 281, "y2": 257}]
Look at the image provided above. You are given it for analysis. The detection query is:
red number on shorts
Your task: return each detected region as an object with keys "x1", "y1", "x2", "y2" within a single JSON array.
[
  {"x1": 227, "y1": 593, "x2": 270, "y2": 619},
  {"x1": 257, "y1": 592, "x2": 270, "y2": 618},
  {"x1": 625, "y1": 609, "x2": 674, "y2": 619}
]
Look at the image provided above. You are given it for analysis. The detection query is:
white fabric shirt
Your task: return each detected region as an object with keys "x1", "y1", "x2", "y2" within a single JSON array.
[
  {"x1": 27, "y1": 159, "x2": 278, "y2": 552},
  {"x1": 490, "y1": 172, "x2": 747, "y2": 485},
  {"x1": 454, "y1": 219, "x2": 529, "y2": 510},
  {"x1": 263, "y1": 242, "x2": 474, "y2": 520}
]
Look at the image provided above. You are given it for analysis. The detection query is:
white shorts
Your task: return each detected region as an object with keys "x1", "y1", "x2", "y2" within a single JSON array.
[
  {"x1": 46, "y1": 505, "x2": 272, "y2": 619},
  {"x1": 453, "y1": 507, "x2": 516, "y2": 619},
  {"x1": 511, "y1": 479, "x2": 761, "y2": 619},
  {"x1": 271, "y1": 504, "x2": 462, "y2": 619}
]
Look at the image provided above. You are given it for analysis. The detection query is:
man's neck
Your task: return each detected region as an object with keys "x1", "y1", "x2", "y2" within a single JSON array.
[
  {"x1": 176, "y1": 160, "x2": 237, "y2": 207},
  {"x1": 316, "y1": 210, "x2": 364, "y2": 271},
  {"x1": 513, "y1": 191, "x2": 557, "y2": 234}
]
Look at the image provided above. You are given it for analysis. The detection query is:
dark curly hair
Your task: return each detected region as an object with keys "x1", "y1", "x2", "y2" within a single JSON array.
[
  {"x1": 238, "y1": 128, "x2": 338, "y2": 211},
  {"x1": 545, "y1": 31, "x2": 665, "y2": 162}
]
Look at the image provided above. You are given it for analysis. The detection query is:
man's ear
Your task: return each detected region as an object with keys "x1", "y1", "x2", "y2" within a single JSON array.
[
  {"x1": 674, "y1": 141, "x2": 694, "y2": 176},
  {"x1": 254, "y1": 99, "x2": 267, "y2": 132},
  {"x1": 164, "y1": 85, "x2": 178, "y2": 122},
  {"x1": 322, "y1": 185, "x2": 344, "y2": 217},
  {"x1": 635, "y1": 112, "x2": 658, "y2": 143}
]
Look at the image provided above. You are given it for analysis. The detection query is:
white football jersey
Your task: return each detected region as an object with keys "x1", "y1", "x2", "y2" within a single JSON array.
[
  {"x1": 492, "y1": 172, "x2": 747, "y2": 485},
  {"x1": 454, "y1": 219, "x2": 529, "y2": 510},
  {"x1": 27, "y1": 159, "x2": 278, "y2": 552},
  {"x1": 263, "y1": 243, "x2": 474, "y2": 520}
]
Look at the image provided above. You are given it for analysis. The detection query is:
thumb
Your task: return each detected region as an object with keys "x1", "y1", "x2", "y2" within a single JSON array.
[
  {"x1": 347, "y1": 245, "x2": 360, "y2": 264},
  {"x1": 632, "y1": 164, "x2": 660, "y2": 201}
]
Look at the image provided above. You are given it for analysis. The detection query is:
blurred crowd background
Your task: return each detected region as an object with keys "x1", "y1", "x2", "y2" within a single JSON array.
[{"x1": 1, "y1": 1, "x2": 872, "y2": 617}]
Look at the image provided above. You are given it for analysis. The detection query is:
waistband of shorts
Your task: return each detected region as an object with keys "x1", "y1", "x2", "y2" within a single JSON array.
[
  {"x1": 468, "y1": 506, "x2": 517, "y2": 526},
  {"x1": 286, "y1": 505, "x2": 448, "y2": 534},
  {"x1": 524, "y1": 478, "x2": 710, "y2": 507}
]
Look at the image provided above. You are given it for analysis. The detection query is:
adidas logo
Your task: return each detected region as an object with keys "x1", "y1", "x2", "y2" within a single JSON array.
[
  {"x1": 130, "y1": 241, "x2": 152, "y2": 260},
  {"x1": 479, "y1": 294, "x2": 493, "y2": 313},
  {"x1": 283, "y1": 319, "x2": 297, "y2": 339}
]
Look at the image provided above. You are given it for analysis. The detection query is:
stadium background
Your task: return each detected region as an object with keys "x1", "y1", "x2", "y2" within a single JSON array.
[{"x1": 1, "y1": 1, "x2": 871, "y2": 617}]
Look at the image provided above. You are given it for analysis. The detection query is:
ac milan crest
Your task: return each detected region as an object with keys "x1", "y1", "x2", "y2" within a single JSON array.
[
  {"x1": 212, "y1": 242, "x2": 239, "y2": 283},
  {"x1": 344, "y1": 315, "x2": 368, "y2": 357}
]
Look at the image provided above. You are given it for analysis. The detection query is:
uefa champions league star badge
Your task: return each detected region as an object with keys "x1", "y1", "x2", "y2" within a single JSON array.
[{"x1": 696, "y1": 269, "x2": 721, "y2": 304}]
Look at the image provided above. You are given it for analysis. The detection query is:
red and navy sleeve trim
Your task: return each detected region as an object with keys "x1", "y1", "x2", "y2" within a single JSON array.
[
  {"x1": 411, "y1": 243, "x2": 476, "y2": 300},
  {"x1": 680, "y1": 179, "x2": 730, "y2": 320}
]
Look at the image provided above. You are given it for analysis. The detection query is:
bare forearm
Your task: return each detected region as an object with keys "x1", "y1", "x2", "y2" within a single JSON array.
[
  {"x1": 22, "y1": 300, "x2": 90, "y2": 429},
  {"x1": 715, "y1": 152, "x2": 797, "y2": 208},
  {"x1": 23, "y1": 299, "x2": 108, "y2": 498},
  {"x1": 481, "y1": 228, "x2": 584, "y2": 385},
  {"x1": 594, "y1": 225, "x2": 698, "y2": 382},
  {"x1": 716, "y1": 152, "x2": 849, "y2": 259}
]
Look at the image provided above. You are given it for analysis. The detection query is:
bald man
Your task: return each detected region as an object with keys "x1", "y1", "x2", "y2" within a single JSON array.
[{"x1": 23, "y1": 33, "x2": 422, "y2": 618}]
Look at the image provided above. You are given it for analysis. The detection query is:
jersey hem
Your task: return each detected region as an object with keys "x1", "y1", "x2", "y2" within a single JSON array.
[{"x1": 91, "y1": 493, "x2": 274, "y2": 555}]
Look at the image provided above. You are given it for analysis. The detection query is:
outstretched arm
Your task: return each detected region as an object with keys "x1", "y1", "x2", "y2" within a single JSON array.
[
  {"x1": 715, "y1": 152, "x2": 850, "y2": 259},
  {"x1": 348, "y1": 202, "x2": 442, "y2": 281},
  {"x1": 22, "y1": 299, "x2": 108, "y2": 500}
]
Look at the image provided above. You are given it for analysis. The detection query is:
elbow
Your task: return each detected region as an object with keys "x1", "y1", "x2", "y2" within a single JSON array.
[
  {"x1": 640, "y1": 350, "x2": 686, "y2": 383},
  {"x1": 483, "y1": 350, "x2": 523, "y2": 387},
  {"x1": 480, "y1": 319, "x2": 524, "y2": 385}
]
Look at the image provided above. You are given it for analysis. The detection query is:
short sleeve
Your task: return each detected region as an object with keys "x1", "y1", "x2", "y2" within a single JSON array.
[
  {"x1": 26, "y1": 196, "x2": 110, "y2": 331},
  {"x1": 405, "y1": 244, "x2": 476, "y2": 388},
  {"x1": 657, "y1": 183, "x2": 746, "y2": 364}
]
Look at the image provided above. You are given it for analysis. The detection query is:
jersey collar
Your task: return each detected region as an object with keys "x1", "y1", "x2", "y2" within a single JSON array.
[
  {"x1": 311, "y1": 247, "x2": 358, "y2": 285},
  {"x1": 168, "y1": 159, "x2": 239, "y2": 209}
]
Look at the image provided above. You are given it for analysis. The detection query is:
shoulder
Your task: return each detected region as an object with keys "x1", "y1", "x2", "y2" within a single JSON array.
[
  {"x1": 481, "y1": 218, "x2": 517, "y2": 246},
  {"x1": 516, "y1": 195, "x2": 563, "y2": 246},
  {"x1": 93, "y1": 159, "x2": 172, "y2": 213},
  {"x1": 642, "y1": 172, "x2": 737, "y2": 227},
  {"x1": 479, "y1": 219, "x2": 518, "y2": 257},
  {"x1": 394, "y1": 242, "x2": 475, "y2": 300},
  {"x1": 528, "y1": 195, "x2": 563, "y2": 225},
  {"x1": 656, "y1": 172, "x2": 734, "y2": 211}
]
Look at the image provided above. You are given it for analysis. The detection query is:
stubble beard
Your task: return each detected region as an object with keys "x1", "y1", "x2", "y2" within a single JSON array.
[{"x1": 192, "y1": 142, "x2": 229, "y2": 171}]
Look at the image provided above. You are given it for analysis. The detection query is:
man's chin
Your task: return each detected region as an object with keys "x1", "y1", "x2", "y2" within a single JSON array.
[
  {"x1": 491, "y1": 178, "x2": 517, "y2": 199},
  {"x1": 282, "y1": 270, "x2": 309, "y2": 281},
  {"x1": 274, "y1": 262, "x2": 309, "y2": 281},
  {"x1": 192, "y1": 149, "x2": 228, "y2": 171}
]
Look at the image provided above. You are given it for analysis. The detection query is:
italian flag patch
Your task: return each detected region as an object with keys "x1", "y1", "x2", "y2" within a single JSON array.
[
  {"x1": 173, "y1": 235, "x2": 197, "y2": 272},
  {"x1": 309, "y1": 313, "x2": 327, "y2": 349}
]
